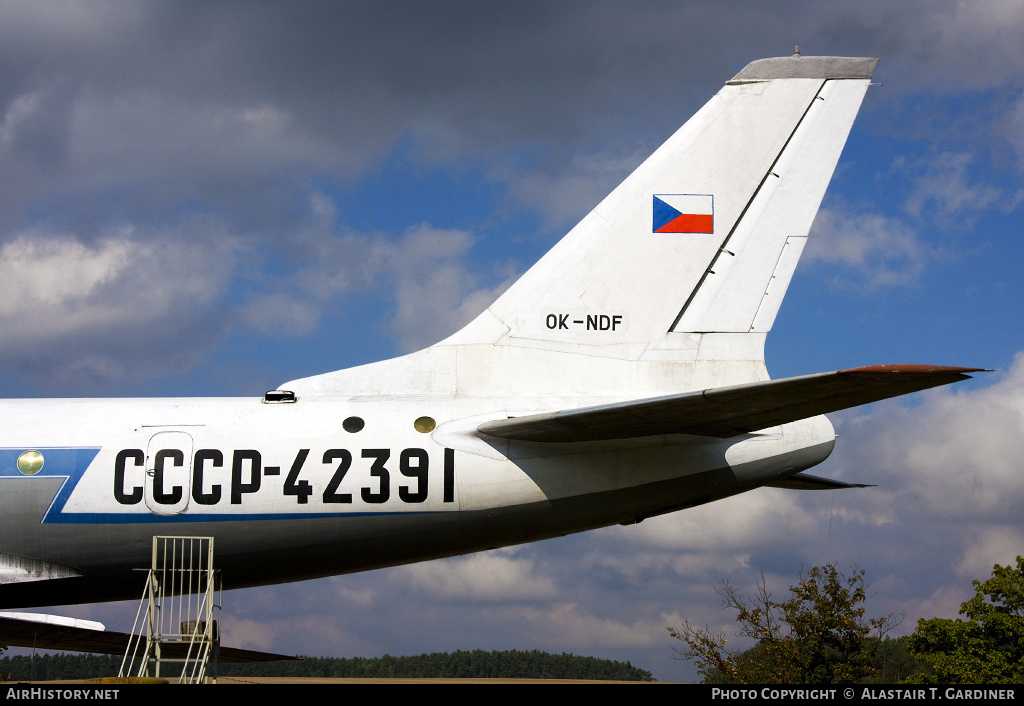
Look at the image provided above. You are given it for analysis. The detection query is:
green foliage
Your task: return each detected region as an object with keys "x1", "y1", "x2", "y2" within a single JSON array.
[
  {"x1": 864, "y1": 637, "x2": 929, "y2": 684},
  {"x1": 669, "y1": 564, "x2": 902, "y2": 684},
  {"x1": 905, "y1": 556, "x2": 1024, "y2": 684},
  {"x1": 221, "y1": 649, "x2": 654, "y2": 681},
  {"x1": 0, "y1": 649, "x2": 654, "y2": 682},
  {"x1": 0, "y1": 653, "x2": 123, "y2": 682}
]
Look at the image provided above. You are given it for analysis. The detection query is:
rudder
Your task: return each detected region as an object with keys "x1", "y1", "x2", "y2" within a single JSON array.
[{"x1": 450, "y1": 55, "x2": 878, "y2": 363}]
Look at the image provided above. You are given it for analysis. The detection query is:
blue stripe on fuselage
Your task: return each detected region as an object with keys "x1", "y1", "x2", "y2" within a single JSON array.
[
  {"x1": 1, "y1": 447, "x2": 100, "y2": 523},
  {"x1": 1, "y1": 447, "x2": 448, "y2": 524}
]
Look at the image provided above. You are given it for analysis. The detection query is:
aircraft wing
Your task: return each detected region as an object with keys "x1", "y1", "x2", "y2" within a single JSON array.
[
  {"x1": 765, "y1": 473, "x2": 874, "y2": 490},
  {"x1": 477, "y1": 365, "x2": 985, "y2": 442},
  {"x1": 0, "y1": 614, "x2": 297, "y2": 663}
]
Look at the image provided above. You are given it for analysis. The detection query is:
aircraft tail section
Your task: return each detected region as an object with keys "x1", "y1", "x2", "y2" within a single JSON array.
[
  {"x1": 282, "y1": 57, "x2": 879, "y2": 397},
  {"x1": 447, "y1": 55, "x2": 877, "y2": 360}
]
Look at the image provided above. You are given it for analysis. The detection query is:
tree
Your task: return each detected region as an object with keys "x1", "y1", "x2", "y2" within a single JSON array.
[
  {"x1": 869, "y1": 637, "x2": 929, "y2": 684},
  {"x1": 905, "y1": 556, "x2": 1024, "y2": 684},
  {"x1": 669, "y1": 564, "x2": 902, "y2": 684}
]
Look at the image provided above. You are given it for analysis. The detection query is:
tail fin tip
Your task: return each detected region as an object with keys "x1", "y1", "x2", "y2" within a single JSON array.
[{"x1": 729, "y1": 56, "x2": 878, "y2": 82}]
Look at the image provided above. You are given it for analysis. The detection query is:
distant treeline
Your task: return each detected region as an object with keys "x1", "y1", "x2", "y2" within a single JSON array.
[
  {"x1": 1, "y1": 649, "x2": 654, "y2": 681},
  {"x1": 2, "y1": 654, "x2": 123, "y2": 682}
]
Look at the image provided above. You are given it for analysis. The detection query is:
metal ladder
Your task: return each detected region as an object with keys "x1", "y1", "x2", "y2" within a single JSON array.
[{"x1": 120, "y1": 536, "x2": 220, "y2": 683}]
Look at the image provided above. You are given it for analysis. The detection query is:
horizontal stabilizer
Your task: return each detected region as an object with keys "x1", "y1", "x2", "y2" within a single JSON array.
[
  {"x1": 478, "y1": 365, "x2": 985, "y2": 442},
  {"x1": 766, "y1": 473, "x2": 875, "y2": 490},
  {"x1": 0, "y1": 613, "x2": 298, "y2": 663}
]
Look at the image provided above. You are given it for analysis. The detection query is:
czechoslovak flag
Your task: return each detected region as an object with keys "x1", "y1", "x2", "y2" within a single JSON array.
[{"x1": 652, "y1": 194, "x2": 714, "y2": 233}]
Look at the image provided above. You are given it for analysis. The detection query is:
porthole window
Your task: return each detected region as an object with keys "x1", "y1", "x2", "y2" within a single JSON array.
[
  {"x1": 413, "y1": 416, "x2": 436, "y2": 433},
  {"x1": 342, "y1": 416, "x2": 364, "y2": 433},
  {"x1": 17, "y1": 450, "x2": 44, "y2": 475}
]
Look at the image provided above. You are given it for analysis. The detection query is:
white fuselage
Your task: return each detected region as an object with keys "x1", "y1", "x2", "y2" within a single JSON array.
[{"x1": 0, "y1": 392, "x2": 835, "y2": 608}]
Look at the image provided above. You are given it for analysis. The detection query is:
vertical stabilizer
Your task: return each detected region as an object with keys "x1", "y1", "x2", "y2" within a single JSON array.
[
  {"x1": 283, "y1": 57, "x2": 878, "y2": 397},
  {"x1": 448, "y1": 56, "x2": 877, "y2": 361}
]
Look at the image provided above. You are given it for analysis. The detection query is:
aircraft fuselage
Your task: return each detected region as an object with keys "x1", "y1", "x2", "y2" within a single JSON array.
[{"x1": 0, "y1": 395, "x2": 835, "y2": 607}]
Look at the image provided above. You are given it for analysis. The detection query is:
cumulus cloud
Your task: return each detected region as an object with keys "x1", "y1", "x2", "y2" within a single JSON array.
[
  {"x1": 0, "y1": 236, "x2": 132, "y2": 319},
  {"x1": 954, "y1": 527, "x2": 1024, "y2": 580},
  {"x1": 0, "y1": 90, "x2": 46, "y2": 157},
  {"x1": 0, "y1": 183, "x2": 511, "y2": 389},
  {"x1": 507, "y1": 602, "x2": 668, "y2": 647},
  {"x1": 0, "y1": 224, "x2": 235, "y2": 390},
  {"x1": 609, "y1": 491, "x2": 821, "y2": 557},
  {"x1": 381, "y1": 225, "x2": 515, "y2": 352},
  {"x1": 804, "y1": 148, "x2": 1019, "y2": 291},
  {"x1": 221, "y1": 617, "x2": 276, "y2": 652},
  {"x1": 235, "y1": 213, "x2": 512, "y2": 353},
  {"x1": 834, "y1": 357, "x2": 1024, "y2": 523},
  {"x1": 902, "y1": 152, "x2": 1007, "y2": 220},
  {"x1": 500, "y1": 147, "x2": 649, "y2": 231},
  {"x1": 804, "y1": 206, "x2": 928, "y2": 288},
  {"x1": 395, "y1": 550, "x2": 558, "y2": 602},
  {"x1": 237, "y1": 293, "x2": 323, "y2": 337},
  {"x1": 889, "y1": 0, "x2": 1024, "y2": 90},
  {"x1": 1003, "y1": 93, "x2": 1024, "y2": 171}
]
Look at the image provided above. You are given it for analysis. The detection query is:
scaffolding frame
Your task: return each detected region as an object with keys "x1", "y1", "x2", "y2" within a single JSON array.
[{"x1": 120, "y1": 536, "x2": 220, "y2": 683}]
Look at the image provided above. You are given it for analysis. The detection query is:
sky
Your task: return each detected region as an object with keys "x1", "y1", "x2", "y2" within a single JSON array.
[{"x1": 1, "y1": 0, "x2": 1022, "y2": 682}]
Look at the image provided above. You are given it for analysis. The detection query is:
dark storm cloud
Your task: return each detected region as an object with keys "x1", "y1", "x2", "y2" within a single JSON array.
[
  {"x1": 2, "y1": 0, "x2": 1019, "y2": 233},
  {"x1": 0, "y1": 0, "x2": 1020, "y2": 390},
  {"x1": 0, "y1": 0, "x2": 739, "y2": 216}
]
